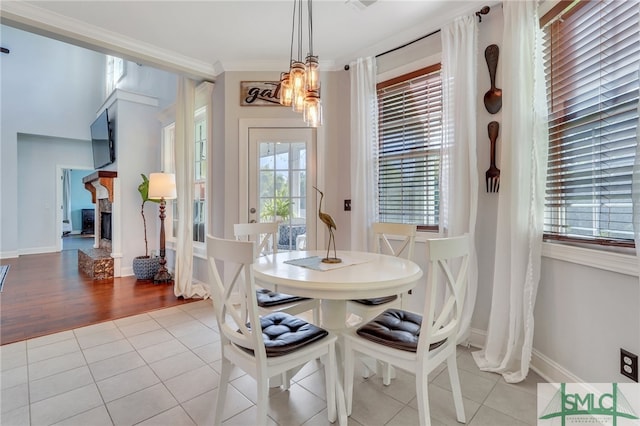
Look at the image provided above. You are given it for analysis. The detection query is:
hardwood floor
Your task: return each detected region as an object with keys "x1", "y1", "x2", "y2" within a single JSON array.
[{"x1": 0, "y1": 246, "x2": 200, "y2": 345}]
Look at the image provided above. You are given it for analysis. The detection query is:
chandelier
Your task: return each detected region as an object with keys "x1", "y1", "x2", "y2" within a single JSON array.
[{"x1": 279, "y1": 0, "x2": 323, "y2": 127}]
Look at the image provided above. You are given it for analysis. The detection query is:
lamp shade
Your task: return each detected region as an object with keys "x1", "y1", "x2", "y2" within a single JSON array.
[{"x1": 148, "y1": 173, "x2": 177, "y2": 200}]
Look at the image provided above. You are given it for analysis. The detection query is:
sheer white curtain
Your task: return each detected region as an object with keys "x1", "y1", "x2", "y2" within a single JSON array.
[
  {"x1": 174, "y1": 76, "x2": 209, "y2": 298},
  {"x1": 472, "y1": 0, "x2": 549, "y2": 383},
  {"x1": 350, "y1": 57, "x2": 379, "y2": 251},
  {"x1": 440, "y1": 15, "x2": 479, "y2": 344}
]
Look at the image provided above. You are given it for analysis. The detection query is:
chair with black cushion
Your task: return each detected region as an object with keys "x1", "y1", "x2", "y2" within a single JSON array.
[
  {"x1": 343, "y1": 234, "x2": 470, "y2": 425},
  {"x1": 234, "y1": 222, "x2": 320, "y2": 324},
  {"x1": 347, "y1": 222, "x2": 417, "y2": 321},
  {"x1": 347, "y1": 222, "x2": 417, "y2": 383},
  {"x1": 206, "y1": 235, "x2": 340, "y2": 425}
]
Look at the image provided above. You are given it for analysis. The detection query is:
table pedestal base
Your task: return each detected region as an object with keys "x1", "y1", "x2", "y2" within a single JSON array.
[{"x1": 320, "y1": 299, "x2": 348, "y2": 425}]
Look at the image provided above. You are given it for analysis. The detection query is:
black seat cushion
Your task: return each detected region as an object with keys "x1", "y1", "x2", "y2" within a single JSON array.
[
  {"x1": 356, "y1": 308, "x2": 445, "y2": 353},
  {"x1": 350, "y1": 295, "x2": 398, "y2": 306},
  {"x1": 258, "y1": 312, "x2": 328, "y2": 357},
  {"x1": 255, "y1": 288, "x2": 310, "y2": 307}
]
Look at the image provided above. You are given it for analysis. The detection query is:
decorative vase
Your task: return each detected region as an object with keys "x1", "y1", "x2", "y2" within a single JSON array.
[{"x1": 132, "y1": 256, "x2": 160, "y2": 280}]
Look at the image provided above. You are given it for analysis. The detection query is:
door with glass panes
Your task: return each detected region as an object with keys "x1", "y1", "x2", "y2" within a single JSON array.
[{"x1": 248, "y1": 128, "x2": 316, "y2": 251}]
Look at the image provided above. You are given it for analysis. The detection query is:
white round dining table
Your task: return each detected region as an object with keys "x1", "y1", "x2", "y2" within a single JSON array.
[{"x1": 253, "y1": 250, "x2": 423, "y2": 330}]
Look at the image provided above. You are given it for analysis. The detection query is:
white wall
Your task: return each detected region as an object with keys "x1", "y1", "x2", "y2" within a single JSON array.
[
  {"x1": 3, "y1": 5, "x2": 638, "y2": 385},
  {"x1": 106, "y1": 91, "x2": 164, "y2": 276},
  {"x1": 310, "y1": 6, "x2": 640, "y2": 385},
  {"x1": 471, "y1": 0, "x2": 504, "y2": 338},
  {"x1": 0, "y1": 24, "x2": 178, "y2": 267},
  {"x1": 117, "y1": 62, "x2": 177, "y2": 110},
  {"x1": 535, "y1": 258, "x2": 639, "y2": 382},
  {"x1": 323, "y1": 70, "x2": 352, "y2": 252},
  {"x1": 16, "y1": 135, "x2": 94, "y2": 253},
  {"x1": 468, "y1": 7, "x2": 639, "y2": 384},
  {"x1": 217, "y1": 69, "x2": 349, "y2": 240},
  {"x1": 191, "y1": 69, "x2": 350, "y2": 284},
  {"x1": 0, "y1": 25, "x2": 104, "y2": 258}
]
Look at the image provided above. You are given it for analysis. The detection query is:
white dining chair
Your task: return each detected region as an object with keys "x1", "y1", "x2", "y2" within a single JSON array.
[
  {"x1": 234, "y1": 222, "x2": 320, "y2": 324},
  {"x1": 207, "y1": 235, "x2": 340, "y2": 425},
  {"x1": 347, "y1": 222, "x2": 417, "y2": 321},
  {"x1": 347, "y1": 222, "x2": 417, "y2": 383},
  {"x1": 343, "y1": 234, "x2": 470, "y2": 426}
]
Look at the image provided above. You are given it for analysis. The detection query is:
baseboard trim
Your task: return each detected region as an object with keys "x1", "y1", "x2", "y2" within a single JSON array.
[
  {"x1": 468, "y1": 327, "x2": 486, "y2": 349},
  {"x1": 0, "y1": 251, "x2": 19, "y2": 260},
  {"x1": 530, "y1": 348, "x2": 584, "y2": 384},
  {"x1": 120, "y1": 266, "x2": 134, "y2": 277},
  {"x1": 466, "y1": 327, "x2": 583, "y2": 384},
  {"x1": 18, "y1": 246, "x2": 58, "y2": 256}
]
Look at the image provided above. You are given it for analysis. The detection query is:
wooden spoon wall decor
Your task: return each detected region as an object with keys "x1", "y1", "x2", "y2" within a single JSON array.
[{"x1": 484, "y1": 44, "x2": 502, "y2": 114}]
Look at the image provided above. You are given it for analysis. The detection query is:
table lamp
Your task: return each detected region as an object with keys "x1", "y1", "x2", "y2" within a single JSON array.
[{"x1": 148, "y1": 172, "x2": 177, "y2": 283}]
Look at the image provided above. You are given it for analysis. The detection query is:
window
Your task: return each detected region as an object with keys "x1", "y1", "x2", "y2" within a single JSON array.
[
  {"x1": 160, "y1": 108, "x2": 208, "y2": 244},
  {"x1": 105, "y1": 56, "x2": 125, "y2": 96},
  {"x1": 542, "y1": 0, "x2": 639, "y2": 247},
  {"x1": 161, "y1": 123, "x2": 178, "y2": 240},
  {"x1": 377, "y1": 64, "x2": 442, "y2": 230},
  {"x1": 193, "y1": 107, "x2": 207, "y2": 243}
]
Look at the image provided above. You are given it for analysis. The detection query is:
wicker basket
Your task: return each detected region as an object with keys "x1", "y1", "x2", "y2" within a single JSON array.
[{"x1": 132, "y1": 256, "x2": 160, "y2": 280}]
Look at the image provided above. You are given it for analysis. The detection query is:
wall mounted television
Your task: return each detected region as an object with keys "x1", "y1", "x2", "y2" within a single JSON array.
[{"x1": 90, "y1": 108, "x2": 115, "y2": 169}]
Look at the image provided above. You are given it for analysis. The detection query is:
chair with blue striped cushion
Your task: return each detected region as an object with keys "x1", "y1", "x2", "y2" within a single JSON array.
[
  {"x1": 234, "y1": 222, "x2": 320, "y2": 324},
  {"x1": 344, "y1": 234, "x2": 470, "y2": 425},
  {"x1": 206, "y1": 236, "x2": 340, "y2": 425}
]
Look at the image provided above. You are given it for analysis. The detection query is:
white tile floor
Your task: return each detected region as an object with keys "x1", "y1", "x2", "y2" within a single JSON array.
[{"x1": 1, "y1": 300, "x2": 542, "y2": 425}]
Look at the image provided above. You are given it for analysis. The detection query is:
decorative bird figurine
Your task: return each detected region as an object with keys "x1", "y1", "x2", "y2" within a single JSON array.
[{"x1": 313, "y1": 186, "x2": 341, "y2": 263}]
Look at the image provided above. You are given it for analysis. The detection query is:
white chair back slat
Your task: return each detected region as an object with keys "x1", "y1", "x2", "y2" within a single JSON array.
[
  {"x1": 207, "y1": 235, "x2": 266, "y2": 359},
  {"x1": 233, "y1": 222, "x2": 321, "y2": 325},
  {"x1": 207, "y1": 234, "x2": 341, "y2": 425},
  {"x1": 234, "y1": 222, "x2": 279, "y2": 257},
  {"x1": 344, "y1": 233, "x2": 470, "y2": 425},
  {"x1": 371, "y1": 222, "x2": 417, "y2": 260},
  {"x1": 418, "y1": 234, "x2": 469, "y2": 352}
]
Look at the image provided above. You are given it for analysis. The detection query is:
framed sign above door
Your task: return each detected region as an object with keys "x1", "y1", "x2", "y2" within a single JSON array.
[{"x1": 240, "y1": 81, "x2": 282, "y2": 106}]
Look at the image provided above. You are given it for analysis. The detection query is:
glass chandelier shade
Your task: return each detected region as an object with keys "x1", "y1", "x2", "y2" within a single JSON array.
[
  {"x1": 303, "y1": 89, "x2": 322, "y2": 127},
  {"x1": 290, "y1": 60, "x2": 306, "y2": 92},
  {"x1": 279, "y1": 0, "x2": 323, "y2": 127},
  {"x1": 279, "y1": 72, "x2": 293, "y2": 106},
  {"x1": 292, "y1": 88, "x2": 306, "y2": 113},
  {"x1": 304, "y1": 54, "x2": 320, "y2": 91}
]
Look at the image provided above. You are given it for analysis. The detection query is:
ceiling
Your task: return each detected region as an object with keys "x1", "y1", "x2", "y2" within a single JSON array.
[{"x1": 2, "y1": 0, "x2": 489, "y2": 78}]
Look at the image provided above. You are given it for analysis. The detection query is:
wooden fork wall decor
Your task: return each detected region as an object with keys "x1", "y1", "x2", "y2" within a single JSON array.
[{"x1": 485, "y1": 121, "x2": 500, "y2": 193}]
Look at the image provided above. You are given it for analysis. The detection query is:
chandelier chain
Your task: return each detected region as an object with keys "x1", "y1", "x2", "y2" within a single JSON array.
[
  {"x1": 297, "y1": 0, "x2": 303, "y2": 61},
  {"x1": 308, "y1": 0, "x2": 314, "y2": 55},
  {"x1": 289, "y1": 0, "x2": 296, "y2": 65},
  {"x1": 279, "y1": 0, "x2": 323, "y2": 127}
]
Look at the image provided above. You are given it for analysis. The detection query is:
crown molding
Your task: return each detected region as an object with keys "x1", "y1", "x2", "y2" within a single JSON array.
[
  {"x1": 0, "y1": 1, "x2": 217, "y2": 79},
  {"x1": 216, "y1": 58, "x2": 337, "y2": 72}
]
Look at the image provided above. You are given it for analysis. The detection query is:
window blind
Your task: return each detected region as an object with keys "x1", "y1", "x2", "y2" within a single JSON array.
[
  {"x1": 377, "y1": 65, "x2": 442, "y2": 229},
  {"x1": 543, "y1": 0, "x2": 639, "y2": 245}
]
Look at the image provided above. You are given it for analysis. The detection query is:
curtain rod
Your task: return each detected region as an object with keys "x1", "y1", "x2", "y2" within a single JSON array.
[
  {"x1": 344, "y1": 5, "x2": 490, "y2": 70},
  {"x1": 376, "y1": 5, "x2": 490, "y2": 58},
  {"x1": 375, "y1": 28, "x2": 441, "y2": 59}
]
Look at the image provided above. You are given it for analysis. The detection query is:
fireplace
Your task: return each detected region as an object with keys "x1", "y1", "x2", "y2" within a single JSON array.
[
  {"x1": 101, "y1": 212, "x2": 112, "y2": 241},
  {"x1": 79, "y1": 171, "x2": 117, "y2": 280}
]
